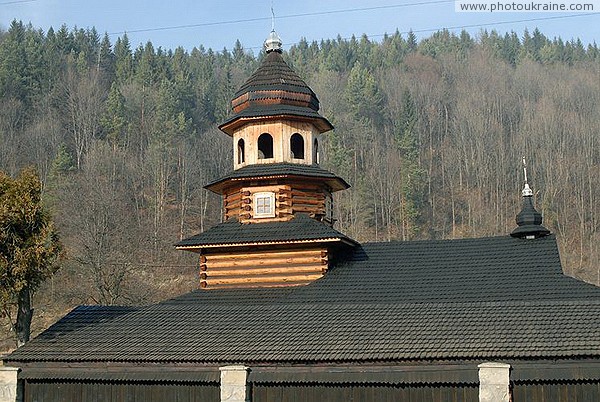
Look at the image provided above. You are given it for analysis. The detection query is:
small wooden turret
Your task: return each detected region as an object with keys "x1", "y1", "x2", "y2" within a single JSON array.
[
  {"x1": 209, "y1": 29, "x2": 346, "y2": 226},
  {"x1": 176, "y1": 31, "x2": 356, "y2": 289}
]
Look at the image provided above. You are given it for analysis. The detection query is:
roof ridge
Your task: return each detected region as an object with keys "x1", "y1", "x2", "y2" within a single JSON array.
[{"x1": 359, "y1": 234, "x2": 556, "y2": 246}]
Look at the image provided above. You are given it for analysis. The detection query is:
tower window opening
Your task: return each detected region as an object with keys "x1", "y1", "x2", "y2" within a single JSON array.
[
  {"x1": 313, "y1": 138, "x2": 319, "y2": 164},
  {"x1": 325, "y1": 197, "x2": 333, "y2": 221},
  {"x1": 258, "y1": 133, "x2": 274, "y2": 159},
  {"x1": 253, "y1": 192, "x2": 276, "y2": 218},
  {"x1": 290, "y1": 133, "x2": 305, "y2": 159},
  {"x1": 237, "y1": 138, "x2": 245, "y2": 164}
]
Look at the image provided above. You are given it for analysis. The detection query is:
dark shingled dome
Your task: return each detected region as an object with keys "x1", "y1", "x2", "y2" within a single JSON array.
[
  {"x1": 511, "y1": 195, "x2": 550, "y2": 239},
  {"x1": 219, "y1": 51, "x2": 333, "y2": 134},
  {"x1": 232, "y1": 51, "x2": 319, "y2": 110}
]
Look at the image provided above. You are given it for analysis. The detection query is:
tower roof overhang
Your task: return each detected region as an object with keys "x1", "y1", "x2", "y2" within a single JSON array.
[
  {"x1": 204, "y1": 162, "x2": 350, "y2": 194},
  {"x1": 174, "y1": 213, "x2": 358, "y2": 252},
  {"x1": 218, "y1": 108, "x2": 334, "y2": 135}
]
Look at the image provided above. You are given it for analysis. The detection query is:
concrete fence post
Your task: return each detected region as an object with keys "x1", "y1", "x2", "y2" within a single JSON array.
[
  {"x1": 478, "y1": 362, "x2": 511, "y2": 402},
  {"x1": 220, "y1": 365, "x2": 249, "y2": 402},
  {"x1": 0, "y1": 367, "x2": 20, "y2": 402}
]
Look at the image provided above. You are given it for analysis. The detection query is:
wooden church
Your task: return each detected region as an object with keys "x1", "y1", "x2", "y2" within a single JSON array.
[{"x1": 2, "y1": 30, "x2": 600, "y2": 402}]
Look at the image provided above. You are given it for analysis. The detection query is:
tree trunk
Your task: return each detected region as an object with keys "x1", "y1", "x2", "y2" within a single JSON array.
[{"x1": 16, "y1": 286, "x2": 33, "y2": 348}]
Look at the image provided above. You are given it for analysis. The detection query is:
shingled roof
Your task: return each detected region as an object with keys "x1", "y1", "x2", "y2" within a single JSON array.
[
  {"x1": 204, "y1": 162, "x2": 350, "y2": 193},
  {"x1": 174, "y1": 213, "x2": 357, "y2": 249},
  {"x1": 7, "y1": 235, "x2": 600, "y2": 365},
  {"x1": 233, "y1": 51, "x2": 318, "y2": 102},
  {"x1": 218, "y1": 51, "x2": 333, "y2": 134}
]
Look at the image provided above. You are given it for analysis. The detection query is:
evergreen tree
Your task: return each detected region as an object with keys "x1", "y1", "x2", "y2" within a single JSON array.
[
  {"x1": 406, "y1": 30, "x2": 418, "y2": 52},
  {"x1": 0, "y1": 20, "x2": 29, "y2": 102},
  {"x1": 101, "y1": 83, "x2": 128, "y2": 149},
  {"x1": 135, "y1": 41, "x2": 158, "y2": 87},
  {"x1": 345, "y1": 62, "x2": 385, "y2": 125},
  {"x1": 114, "y1": 34, "x2": 132, "y2": 83},
  {"x1": 55, "y1": 24, "x2": 74, "y2": 55},
  {"x1": 394, "y1": 90, "x2": 426, "y2": 239},
  {"x1": 98, "y1": 33, "x2": 115, "y2": 79},
  {"x1": 501, "y1": 32, "x2": 520, "y2": 66}
]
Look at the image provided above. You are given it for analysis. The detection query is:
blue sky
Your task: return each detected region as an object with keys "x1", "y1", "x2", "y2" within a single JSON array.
[{"x1": 1, "y1": 0, "x2": 599, "y2": 53}]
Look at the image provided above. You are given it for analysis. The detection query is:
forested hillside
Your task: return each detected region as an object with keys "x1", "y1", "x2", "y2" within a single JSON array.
[{"x1": 1, "y1": 20, "x2": 599, "y2": 348}]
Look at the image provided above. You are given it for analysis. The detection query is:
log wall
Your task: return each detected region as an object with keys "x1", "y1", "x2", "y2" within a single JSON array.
[
  {"x1": 200, "y1": 248, "x2": 328, "y2": 289},
  {"x1": 224, "y1": 183, "x2": 332, "y2": 224}
]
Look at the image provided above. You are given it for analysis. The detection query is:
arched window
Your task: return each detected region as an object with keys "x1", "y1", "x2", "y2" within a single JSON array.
[
  {"x1": 290, "y1": 133, "x2": 305, "y2": 159},
  {"x1": 290, "y1": 133, "x2": 304, "y2": 159},
  {"x1": 237, "y1": 138, "x2": 245, "y2": 164},
  {"x1": 258, "y1": 133, "x2": 273, "y2": 159},
  {"x1": 313, "y1": 138, "x2": 319, "y2": 164}
]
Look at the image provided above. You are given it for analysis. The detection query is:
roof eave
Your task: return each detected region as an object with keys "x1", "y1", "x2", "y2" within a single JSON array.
[
  {"x1": 218, "y1": 114, "x2": 334, "y2": 136},
  {"x1": 204, "y1": 173, "x2": 350, "y2": 194},
  {"x1": 175, "y1": 237, "x2": 353, "y2": 252}
]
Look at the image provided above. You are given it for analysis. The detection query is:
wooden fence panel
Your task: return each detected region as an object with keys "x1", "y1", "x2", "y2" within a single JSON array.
[
  {"x1": 251, "y1": 383, "x2": 478, "y2": 402},
  {"x1": 23, "y1": 380, "x2": 219, "y2": 402},
  {"x1": 512, "y1": 381, "x2": 600, "y2": 402}
]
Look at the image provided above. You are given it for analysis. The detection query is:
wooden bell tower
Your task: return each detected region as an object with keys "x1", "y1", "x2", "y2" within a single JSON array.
[{"x1": 176, "y1": 31, "x2": 356, "y2": 289}]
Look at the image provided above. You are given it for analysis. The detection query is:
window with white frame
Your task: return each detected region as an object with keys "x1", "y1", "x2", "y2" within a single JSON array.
[{"x1": 253, "y1": 192, "x2": 276, "y2": 218}]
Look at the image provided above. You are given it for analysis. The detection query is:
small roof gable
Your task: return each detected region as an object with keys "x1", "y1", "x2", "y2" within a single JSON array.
[
  {"x1": 7, "y1": 235, "x2": 600, "y2": 365},
  {"x1": 175, "y1": 213, "x2": 357, "y2": 250}
]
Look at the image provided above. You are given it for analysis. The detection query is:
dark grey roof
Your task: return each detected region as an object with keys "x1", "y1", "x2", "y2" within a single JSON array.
[
  {"x1": 205, "y1": 162, "x2": 350, "y2": 193},
  {"x1": 175, "y1": 214, "x2": 357, "y2": 248},
  {"x1": 7, "y1": 235, "x2": 600, "y2": 365}
]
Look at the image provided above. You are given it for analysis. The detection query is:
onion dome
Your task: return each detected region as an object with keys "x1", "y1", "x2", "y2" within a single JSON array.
[
  {"x1": 264, "y1": 30, "x2": 282, "y2": 53},
  {"x1": 510, "y1": 159, "x2": 550, "y2": 239},
  {"x1": 218, "y1": 31, "x2": 333, "y2": 135}
]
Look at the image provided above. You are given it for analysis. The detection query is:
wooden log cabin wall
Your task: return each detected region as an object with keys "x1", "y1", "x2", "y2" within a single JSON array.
[
  {"x1": 223, "y1": 182, "x2": 332, "y2": 224},
  {"x1": 200, "y1": 248, "x2": 329, "y2": 289}
]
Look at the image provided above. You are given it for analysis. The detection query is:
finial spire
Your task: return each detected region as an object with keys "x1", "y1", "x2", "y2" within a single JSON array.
[
  {"x1": 522, "y1": 157, "x2": 533, "y2": 197},
  {"x1": 264, "y1": 1, "x2": 282, "y2": 53},
  {"x1": 271, "y1": 1, "x2": 275, "y2": 32}
]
